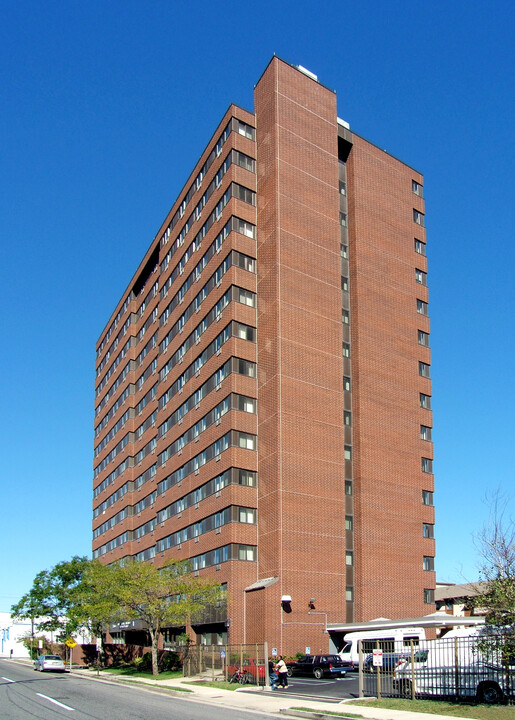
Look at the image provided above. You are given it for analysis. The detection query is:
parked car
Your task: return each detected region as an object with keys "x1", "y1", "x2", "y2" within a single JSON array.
[
  {"x1": 286, "y1": 654, "x2": 347, "y2": 679},
  {"x1": 364, "y1": 651, "x2": 414, "y2": 673},
  {"x1": 34, "y1": 655, "x2": 66, "y2": 672},
  {"x1": 226, "y1": 657, "x2": 265, "y2": 684}
]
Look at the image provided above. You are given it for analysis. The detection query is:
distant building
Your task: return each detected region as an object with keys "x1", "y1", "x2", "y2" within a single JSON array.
[
  {"x1": 0, "y1": 612, "x2": 31, "y2": 658},
  {"x1": 93, "y1": 57, "x2": 435, "y2": 655},
  {"x1": 435, "y1": 582, "x2": 488, "y2": 618}
]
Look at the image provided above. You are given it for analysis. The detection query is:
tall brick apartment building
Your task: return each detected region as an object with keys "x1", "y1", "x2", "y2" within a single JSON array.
[{"x1": 93, "y1": 57, "x2": 435, "y2": 654}]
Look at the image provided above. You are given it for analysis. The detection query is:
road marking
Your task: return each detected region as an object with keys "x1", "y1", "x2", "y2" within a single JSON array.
[
  {"x1": 37, "y1": 693, "x2": 75, "y2": 711},
  {"x1": 1, "y1": 677, "x2": 15, "y2": 683}
]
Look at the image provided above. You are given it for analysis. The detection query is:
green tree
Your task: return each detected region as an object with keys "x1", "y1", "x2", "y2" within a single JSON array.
[
  {"x1": 88, "y1": 558, "x2": 225, "y2": 676},
  {"x1": 474, "y1": 493, "x2": 515, "y2": 686},
  {"x1": 11, "y1": 556, "x2": 91, "y2": 640}
]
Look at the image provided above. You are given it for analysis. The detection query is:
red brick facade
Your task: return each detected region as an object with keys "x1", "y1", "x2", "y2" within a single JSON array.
[{"x1": 93, "y1": 57, "x2": 435, "y2": 656}]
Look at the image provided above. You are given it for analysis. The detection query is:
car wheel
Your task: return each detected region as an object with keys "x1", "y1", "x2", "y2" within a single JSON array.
[
  {"x1": 313, "y1": 668, "x2": 323, "y2": 679},
  {"x1": 478, "y1": 682, "x2": 503, "y2": 704},
  {"x1": 286, "y1": 667, "x2": 293, "y2": 678},
  {"x1": 400, "y1": 680, "x2": 412, "y2": 698}
]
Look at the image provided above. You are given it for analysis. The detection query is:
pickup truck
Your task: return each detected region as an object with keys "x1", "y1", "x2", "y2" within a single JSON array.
[{"x1": 286, "y1": 654, "x2": 347, "y2": 679}]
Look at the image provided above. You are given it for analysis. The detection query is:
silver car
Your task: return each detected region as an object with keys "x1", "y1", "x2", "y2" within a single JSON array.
[{"x1": 34, "y1": 654, "x2": 66, "y2": 672}]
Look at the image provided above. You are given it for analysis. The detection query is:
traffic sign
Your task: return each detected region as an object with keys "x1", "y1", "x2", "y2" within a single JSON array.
[
  {"x1": 65, "y1": 638, "x2": 77, "y2": 648},
  {"x1": 372, "y1": 648, "x2": 383, "y2": 666}
]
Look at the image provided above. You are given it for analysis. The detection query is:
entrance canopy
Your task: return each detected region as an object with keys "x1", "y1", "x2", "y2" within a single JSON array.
[{"x1": 327, "y1": 612, "x2": 485, "y2": 634}]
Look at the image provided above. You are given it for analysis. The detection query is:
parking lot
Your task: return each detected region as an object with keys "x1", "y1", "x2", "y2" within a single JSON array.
[{"x1": 265, "y1": 673, "x2": 361, "y2": 701}]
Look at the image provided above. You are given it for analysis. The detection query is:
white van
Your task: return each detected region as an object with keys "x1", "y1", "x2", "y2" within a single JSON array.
[
  {"x1": 393, "y1": 633, "x2": 512, "y2": 704},
  {"x1": 338, "y1": 627, "x2": 425, "y2": 669}
]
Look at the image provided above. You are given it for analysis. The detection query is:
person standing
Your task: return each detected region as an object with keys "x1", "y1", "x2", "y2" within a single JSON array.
[
  {"x1": 268, "y1": 658, "x2": 278, "y2": 690},
  {"x1": 276, "y1": 656, "x2": 288, "y2": 688}
]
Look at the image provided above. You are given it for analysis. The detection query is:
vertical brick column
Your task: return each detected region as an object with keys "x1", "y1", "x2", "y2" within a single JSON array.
[
  {"x1": 255, "y1": 58, "x2": 347, "y2": 652},
  {"x1": 347, "y1": 136, "x2": 435, "y2": 619}
]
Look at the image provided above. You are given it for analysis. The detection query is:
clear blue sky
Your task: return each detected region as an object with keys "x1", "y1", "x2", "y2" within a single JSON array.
[{"x1": 1, "y1": 0, "x2": 513, "y2": 611}]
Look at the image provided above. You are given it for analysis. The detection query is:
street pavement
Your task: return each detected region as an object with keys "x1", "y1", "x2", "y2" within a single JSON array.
[{"x1": 6, "y1": 659, "x2": 476, "y2": 720}]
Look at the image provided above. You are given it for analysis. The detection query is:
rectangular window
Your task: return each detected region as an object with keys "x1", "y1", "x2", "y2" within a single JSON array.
[
  {"x1": 340, "y1": 212, "x2": 347, "y2": 227},
  {"x1": 344, "y1": 376, "x2": 351, "y2": 392},
  {"x1": 344, "y1": 411, "x2": 351, "y2": 426},
  {"x1": 340, "y1": 243, "x2": 348, "y2": 259},
  {"x1": 413, "y1": 209, "x2": 425, "y2": 226},
  {"x1": 420, "y1": 425, "x2": 432, "y2": 441},
  {"x1": 418, "y1": 331, "x2": 430, "y2": 347},
  {"x1": 239, "y1": 508, "x2": 255, "y2": 524},
  {"x1": 417, "y1": 299, "x2": 429, "y2": 315},
  {"x1": 344, "y1": 446, "x2": 352, "y2": 461},
  {"x1": 342, "y1": 309, "x2": 349, "y2": 324},
  {"x1": 345, "y1": 480, "x2": 353, "y2": 496},
  {"x1": 346, "y1": 587, "x2": 353, "y2": 601},
  {"x1": 345, "y1": 516, "x2": 353, "y2": 531},
  {"x1": 339, "y1": 181, "x2": 347, "y2": 196},
  {"x1": 422, "y1": 457, "x2": 433, "y2": 473},
  {"x1": 423, "y1": 523, "x2": 434, "y2": 539},
  {"x1": 414, "y1": 239, "x2": 426, "y2": 255},
  {"x1": 415, "y1": 269, "x2": 428, "y2": 285},
  {"x1": 419, "y1": 361, "x2": 430, "y2": 377},
  {"x1": 420, "y1": 393, "x2": 431, "y2": 409},
  {"x1": 412, "y1": 180, "x2": 423, "y2": 197},
  {"x1": 341, "y1": 276, "x2": 349, "y2": 292},
  {"x1": 346, "y1": 551, "x2": 353, "y2": 566},
  {"x1": 238, "y1": 545, "x2": 255, "y2": 561},
  {"x1": 343, "y1": 343, "x2": 350, "y2": 358},
  {"x1": 423, "y1": 557, "x2": 435, "y2": 572},
  {"x1": 422, "y1": 490, "x2": 434, "y2": 506},
  {"x1": 424, "y1": 588, "x2": 435, "y2": 604}
]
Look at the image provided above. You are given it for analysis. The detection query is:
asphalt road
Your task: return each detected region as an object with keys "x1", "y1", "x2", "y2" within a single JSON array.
[
  {"x1": 268, "y1": 672, "x2": 361, "y2": 701},
  {"x1": 0, "y1": 660, "x2": 276, "y2": 720}
]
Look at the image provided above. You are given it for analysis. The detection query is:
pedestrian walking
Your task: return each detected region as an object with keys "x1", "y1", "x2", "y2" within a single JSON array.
[{"x1": 275, "y1": 656, "x2": 288, "y2": 688}]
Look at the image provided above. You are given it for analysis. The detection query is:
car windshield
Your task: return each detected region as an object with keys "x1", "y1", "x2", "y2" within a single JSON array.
[{"x1": 45, "y1": 656, "x2": 62, "y2": 660}]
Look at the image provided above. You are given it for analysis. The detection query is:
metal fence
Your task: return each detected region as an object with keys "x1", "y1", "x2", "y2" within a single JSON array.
[
  {"x1": 360, "y1": 635, "x2": 514, "y2": 705},
  {"x1": 182, "y1": 643, "x2": 267, "y2": 686}
]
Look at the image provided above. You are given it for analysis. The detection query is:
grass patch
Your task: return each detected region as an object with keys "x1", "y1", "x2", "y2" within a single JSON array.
[
  {"x1": 347, "y1": 698, "x2": 514, "y2": 720},
  {"x1": 98, "y1": 667, "x2": 183, "y2": 681},
  {"x1": 183, "y1": 679, "x2": 244, "y2": 690},
  {"x1": 293, "y1": 709, "x2": 364, "y2": 718}
]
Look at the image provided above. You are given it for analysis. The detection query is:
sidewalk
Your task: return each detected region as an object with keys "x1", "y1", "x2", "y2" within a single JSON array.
[{"x1": 63, "y1": 666, "x2": 475, "y2": 720}]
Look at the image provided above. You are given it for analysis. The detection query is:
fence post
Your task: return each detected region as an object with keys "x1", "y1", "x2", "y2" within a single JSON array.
[
  {"x1": 212, "y1": 645, "x2": 215, "y2": 681},
  {"x1": 376, "y1": 641, "x2": 381, "y2": 699},
  {"x1": 264, "y1": 641, "x2": 269, "y2": 691},
  {"x1": 410, "y1": 639, "x2": 415, "y2": 700},
  {"x1": 454, "y1": 637, "x2": 459, "y2": 699},
  {"x1": 358, "y1": 639, "x2": 364, "y2": 698}
]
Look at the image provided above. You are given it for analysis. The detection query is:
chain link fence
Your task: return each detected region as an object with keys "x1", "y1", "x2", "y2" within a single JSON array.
[{"x1": 181, "y1": 643, "x2": 267, "y2": 686}]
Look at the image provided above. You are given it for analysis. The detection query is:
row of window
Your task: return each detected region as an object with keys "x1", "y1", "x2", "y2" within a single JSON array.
[
  {"x1": 157, "y1": 430, "x2": 256, "y2": 495},
  {"x1": 156, "y1": 505, "x2": 256, "y2": 553},
  {"x1": 161, "y1": 215, "x2": 255, "y2": 325},
  {"x1": 160, "y1": 181, "x2": 255, "y2": 295},
  {"x1": 98, "y1": 132, "x2": 256, "y2": 367},
  {"x1": 159, "y1": 355, "x2": 255, "y2": 427},
  {"x1": 94, "y1": 410, "x2": 130, "y2": 457},
  {"x1": 95, "y1": 386, "x2": 132, "y2": 430},
  {"x1": 158, "y1": 320, "x2": 255, "y2": 408},
  {"x1": 158, "y1": 392, "x2": 255, "y2": 466},
  {"x1": 157, "y1": 468, "x2": 256, "y2": 524},
  {"x1": 160, "y1": 151, "x2": 255, "y2": 274},
  {"x1": 159, "y1": 118, "x2": 255, "y2": 251},
  {"x1": 97, "y1": 296, "x2": 132, "y2": 359},
  {"x1": 160, "y1": 283, "x2": 255, "y2": 377}
]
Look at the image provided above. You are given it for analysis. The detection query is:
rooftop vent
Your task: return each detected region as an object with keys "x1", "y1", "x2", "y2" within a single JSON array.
[{"x1": 296, "y1": 65, "x2": 318, "y2": 82}]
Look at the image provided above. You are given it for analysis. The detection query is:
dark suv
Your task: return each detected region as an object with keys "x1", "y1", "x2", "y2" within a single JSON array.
[{"x1": 286, "y1": 654, "x2": 347, "y2": 679}]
